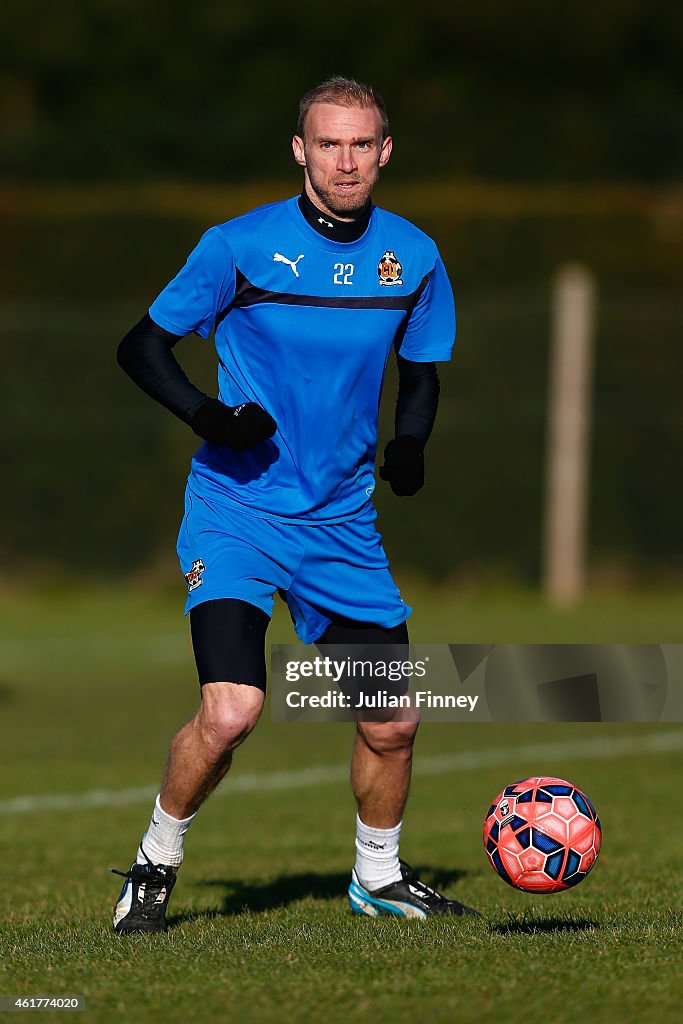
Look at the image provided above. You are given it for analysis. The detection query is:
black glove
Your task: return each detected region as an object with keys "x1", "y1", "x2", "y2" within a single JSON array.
[
  {"x1": 379, "y1": 435, "x2": 424, "y2": 496},
  {"x1": 191, "y1": 398, "x2": 276, "y2": 451}
]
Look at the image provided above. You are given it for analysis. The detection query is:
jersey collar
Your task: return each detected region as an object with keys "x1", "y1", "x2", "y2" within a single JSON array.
[
  {"x1": 297, "y1": 191, "x2": 372, "y2": 243},
  {"x1": 288, "y1": 196, "x2": 378, "y2": 254}
]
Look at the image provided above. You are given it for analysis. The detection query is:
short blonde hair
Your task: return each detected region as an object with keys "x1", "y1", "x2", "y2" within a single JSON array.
[{"x1": 297, "y1": 76, "x2": 389, "y2": 140}]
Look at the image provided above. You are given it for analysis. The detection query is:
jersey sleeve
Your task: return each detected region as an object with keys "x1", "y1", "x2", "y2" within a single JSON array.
[
  {"x1": 148, "y1": 226, "x2": 236, "y2": 339},
  {"x1": 397, "y1": 254, "x2": 456, "y2": 362}
]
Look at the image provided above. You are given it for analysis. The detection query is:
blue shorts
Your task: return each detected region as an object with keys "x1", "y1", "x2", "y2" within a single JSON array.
[{"x1": 176, "y1": 485, "x2": 411, "y2": 644}]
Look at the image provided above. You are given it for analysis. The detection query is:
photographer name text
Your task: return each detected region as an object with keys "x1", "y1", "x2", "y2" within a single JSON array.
[{"x1": 285, "y1": 690, "x2": 479, "y2": 711}]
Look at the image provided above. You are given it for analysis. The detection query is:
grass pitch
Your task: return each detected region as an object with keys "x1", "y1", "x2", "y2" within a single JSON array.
[{"x1": 1, "y1": 586, "x2": 682, "y2": 1023}]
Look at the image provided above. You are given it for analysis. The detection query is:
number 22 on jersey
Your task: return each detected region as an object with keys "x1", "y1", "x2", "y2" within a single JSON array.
[{"x1": 333, "y1": 263, "x2": 354, "y2": 286}]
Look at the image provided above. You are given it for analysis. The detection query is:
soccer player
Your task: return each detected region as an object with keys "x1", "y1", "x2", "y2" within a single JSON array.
[{"x1": 112, "y1": 76, "x2": 478, "y2": 932}]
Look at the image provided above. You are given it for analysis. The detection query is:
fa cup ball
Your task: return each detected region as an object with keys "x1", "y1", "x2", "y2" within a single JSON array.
[{"x1": 483, "y1": 777, "x2": 602, "y2": 893}]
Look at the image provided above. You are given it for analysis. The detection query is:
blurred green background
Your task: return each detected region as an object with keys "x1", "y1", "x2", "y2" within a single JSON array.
[{"x1": 1, "y1": 0, "x2": 682, "y2": 589}]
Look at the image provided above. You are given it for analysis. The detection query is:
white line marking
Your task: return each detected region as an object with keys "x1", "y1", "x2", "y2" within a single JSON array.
[{"x1": 1, "y1": 730, "x2": 682, "y2": 816}]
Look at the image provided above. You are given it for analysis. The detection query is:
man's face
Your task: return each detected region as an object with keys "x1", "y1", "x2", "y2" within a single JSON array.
[{"x1": 292, "y1": 102, "x2": 392, "y2": 220}]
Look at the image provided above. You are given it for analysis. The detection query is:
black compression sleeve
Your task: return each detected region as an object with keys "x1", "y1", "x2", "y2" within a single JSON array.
[
  {"x1": 117, "y1": 313, "x2": 209, "y2": 425},
  {"x1": 394, "y1": 355, "x2": 440, "y2": 446}
]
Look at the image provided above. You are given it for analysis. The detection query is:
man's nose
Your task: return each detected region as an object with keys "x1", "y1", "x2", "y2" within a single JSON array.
[{"x1": 337, "y1": 146, "x2": 357, "y2": 173}]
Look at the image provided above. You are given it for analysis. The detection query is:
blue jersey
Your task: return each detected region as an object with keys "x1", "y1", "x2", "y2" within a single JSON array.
[{"x1": 149, "y1": 196, "x2": 455, "y2": 523}]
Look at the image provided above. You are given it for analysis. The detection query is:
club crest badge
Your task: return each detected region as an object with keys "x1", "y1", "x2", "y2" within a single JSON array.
[
  {"x1": 377, "y1": 250, "x2": 403, "y2": 287},
  {"x1": 185, "y1": 559, "x2": 205, "y2": 592}
]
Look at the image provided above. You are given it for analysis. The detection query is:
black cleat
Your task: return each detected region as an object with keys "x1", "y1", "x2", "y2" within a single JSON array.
[
  {"x1": 110, "y1": 847, "x2": 177, "y2": 934},
  {"x1": 349, "y1": 860, "x2": 480, "y2": 918}
]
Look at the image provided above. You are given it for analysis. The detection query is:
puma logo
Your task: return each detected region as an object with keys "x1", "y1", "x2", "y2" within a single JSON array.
[{"x1": 273, "y1": 252, "x2": 305, "y2": 277}]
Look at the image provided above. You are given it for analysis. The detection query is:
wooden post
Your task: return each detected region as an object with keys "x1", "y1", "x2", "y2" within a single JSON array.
[{"x1": 543, "y1": 264, "x2": 596, "y2": 606}]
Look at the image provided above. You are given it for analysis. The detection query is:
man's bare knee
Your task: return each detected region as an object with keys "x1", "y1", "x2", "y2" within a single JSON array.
[
  {"x1": 357, "y1": 718, "x2": 419, "y2": 757},
  {"x1": 196, "y1": 682, "x2": 264, "y2": 761}
]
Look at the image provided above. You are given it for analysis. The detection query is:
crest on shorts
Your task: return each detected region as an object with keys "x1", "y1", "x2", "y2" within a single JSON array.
[
  {"x1": 185, "y1": 559, "x2": 205, "y2": 592},
  {"x1": 377, "y1": 250, "x2": 403, "y2": 287}
]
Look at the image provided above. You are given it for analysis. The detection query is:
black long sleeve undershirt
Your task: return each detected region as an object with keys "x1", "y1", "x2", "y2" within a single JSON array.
[
  {"x1": 117, "y1": 313, "x2": 440, "y2": 450},
  {"x1": 394, "y1": 354, "x2": 440, "y2": 447},
  {"x1": 117, "y1": 313, "x2": 210, "y2": 425}
]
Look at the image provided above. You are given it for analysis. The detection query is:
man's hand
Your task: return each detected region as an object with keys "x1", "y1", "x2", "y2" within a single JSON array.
[
  {"x1": 191, "y1": 398, "x2": 277, "y2": 451},
  {"x1": 379, "y1": 435, "x2": 424, "y2": 496}
]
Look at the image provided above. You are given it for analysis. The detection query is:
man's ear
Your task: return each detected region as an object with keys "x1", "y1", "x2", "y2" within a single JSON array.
[
  {"x1": 292, "y1": 135, "x2": 306, "y2": 167},
  {"x1": 378, "y1": 135, "x2": 393, "y2": 169}
]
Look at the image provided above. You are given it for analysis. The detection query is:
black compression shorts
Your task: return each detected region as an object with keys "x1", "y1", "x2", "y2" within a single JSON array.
[{"x1": 189, "y1": 598, "x2": 409, "y2": 692}]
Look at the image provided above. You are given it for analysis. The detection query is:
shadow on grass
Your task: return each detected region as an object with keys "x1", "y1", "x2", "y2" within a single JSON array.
[
  {"x1": 169, "y1": 864, "x2": 472, "y2": 925},
  {"x1": 490, "y1": 916, "x2": 599, "y2": 936}
]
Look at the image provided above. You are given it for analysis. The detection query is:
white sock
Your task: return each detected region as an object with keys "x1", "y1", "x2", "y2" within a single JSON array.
[
  {"x1": 136, "y1": 795, "x2": 196, "y2": 869},
  {"x1": 354, "y1": 814, "x2": 403, "y2": 890}
]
